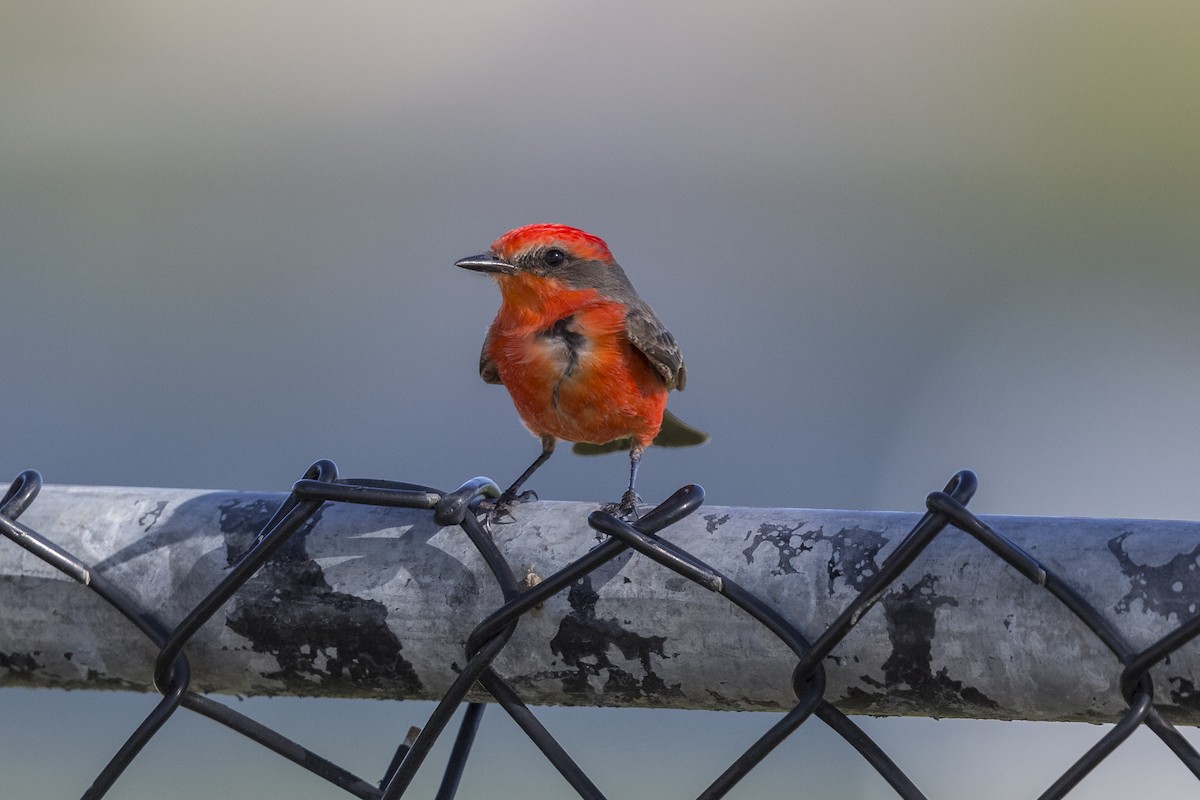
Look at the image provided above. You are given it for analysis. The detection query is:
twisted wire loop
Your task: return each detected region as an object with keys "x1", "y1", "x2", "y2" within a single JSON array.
[{"x1": 2, "y1": 465, "x2": 1200, "y2": 798}]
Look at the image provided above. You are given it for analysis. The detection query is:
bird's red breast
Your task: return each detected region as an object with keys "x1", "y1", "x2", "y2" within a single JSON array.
[{"x1": 486, "y1": 271, "x2": 668, "y2": 448}]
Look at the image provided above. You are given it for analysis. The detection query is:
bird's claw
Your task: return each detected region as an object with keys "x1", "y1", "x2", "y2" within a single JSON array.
[
  {"x1": 477, "y1": 489, "x2": 538, "y2": 532},
  {"x1": 600, "y1": 490, "x2": 641, "y2": 520}
]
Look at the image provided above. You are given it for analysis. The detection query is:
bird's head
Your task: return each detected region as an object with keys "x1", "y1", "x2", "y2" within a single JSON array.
[{"x1": 455, "y1": 223, "x2": 616, "y2": 281}]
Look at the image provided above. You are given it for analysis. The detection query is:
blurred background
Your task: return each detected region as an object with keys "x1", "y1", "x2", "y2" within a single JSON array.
[{"x1": 2, "y1": 1, "x2": 1199, "y2": 797}]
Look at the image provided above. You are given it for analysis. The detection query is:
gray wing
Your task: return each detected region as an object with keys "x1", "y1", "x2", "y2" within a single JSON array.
[
  {"x1": 479, "y1": 328, "x2": 502, "y2": 385},
  {"x1": 562, "y1": 260, "x2": 687, "y2": 390},
  {"x1": 624, "y1": 299, "x2": 687, "y2": 390}
]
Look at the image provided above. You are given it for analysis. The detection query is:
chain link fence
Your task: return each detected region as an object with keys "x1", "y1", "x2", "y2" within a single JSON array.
[{"x1": 2, "y1": 461, "x2": 1200, "y2": 798}]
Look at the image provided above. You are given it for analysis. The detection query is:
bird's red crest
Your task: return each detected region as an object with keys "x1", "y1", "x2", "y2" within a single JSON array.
[{"x1": 492, "y1": 223, "x2": 614, "y2": 264}]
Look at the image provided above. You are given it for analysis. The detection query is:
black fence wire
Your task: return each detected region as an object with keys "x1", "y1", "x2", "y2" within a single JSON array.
[{"x1": 2, "y1": 462, "x2": 1200, "y2": 798}]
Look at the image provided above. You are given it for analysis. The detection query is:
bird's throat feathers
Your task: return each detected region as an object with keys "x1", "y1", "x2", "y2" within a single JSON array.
[{"x1": 493, "y1": 272, "x2": 606, "y2": 328}]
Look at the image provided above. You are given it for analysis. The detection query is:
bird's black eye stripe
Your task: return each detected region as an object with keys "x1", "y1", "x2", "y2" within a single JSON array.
[{"x1": 543, "y1": 248, "x2": 566, "y2": 267}]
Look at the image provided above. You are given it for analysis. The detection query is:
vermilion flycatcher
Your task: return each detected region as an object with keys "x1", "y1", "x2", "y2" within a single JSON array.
[{"x1": 456, "y1": 223, "x2": 708, "y2": 519}]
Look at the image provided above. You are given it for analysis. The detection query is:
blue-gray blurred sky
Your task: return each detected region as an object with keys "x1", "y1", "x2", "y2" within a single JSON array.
[{"x1": 2, "y1": 1, "x2": 1199, "y2": 798}]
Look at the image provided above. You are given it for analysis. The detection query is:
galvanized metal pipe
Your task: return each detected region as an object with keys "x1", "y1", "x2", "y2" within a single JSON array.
[{"x1": 1, "y1": 483, "x2": 1198, "y2": 724}]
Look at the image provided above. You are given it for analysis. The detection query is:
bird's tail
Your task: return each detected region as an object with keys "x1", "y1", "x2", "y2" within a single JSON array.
[{"x1": 571, "y1": 409, "x2": 710, "y2": 455}]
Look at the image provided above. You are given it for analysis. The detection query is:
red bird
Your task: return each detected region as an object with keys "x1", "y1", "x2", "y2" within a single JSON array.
[{"x1": 456, "y1": 223, "x2": 707, "y2": 519}]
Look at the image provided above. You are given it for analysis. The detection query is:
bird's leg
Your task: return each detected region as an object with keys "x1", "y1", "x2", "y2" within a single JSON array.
[
  {"x1": 503, "y1": 434, "x2": 557, "y2": 501},
  {"x1": 602, "y1": 442, "x2": 644, "y2": 519},
  {"x1": 482, "y1": 435, "x2": 555, "y2": 528}
]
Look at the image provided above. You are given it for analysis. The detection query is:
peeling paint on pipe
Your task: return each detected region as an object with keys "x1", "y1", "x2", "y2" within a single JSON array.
[{"x1": 1, "y1": 484, "x2": 1198, "y2": 723}]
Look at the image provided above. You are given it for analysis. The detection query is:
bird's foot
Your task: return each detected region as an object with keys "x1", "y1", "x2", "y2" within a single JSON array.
[
  {"x1": 477, "y1": 489, "x2": 538, "y2": 532},
  {"x1": 601, "y1": 489, "x2": 641, "y2": 520}
]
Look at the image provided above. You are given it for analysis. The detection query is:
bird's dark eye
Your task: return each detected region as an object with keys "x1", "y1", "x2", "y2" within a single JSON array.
[{"x1": 543, "y1": 248, "x2": 566, "y2": 267}]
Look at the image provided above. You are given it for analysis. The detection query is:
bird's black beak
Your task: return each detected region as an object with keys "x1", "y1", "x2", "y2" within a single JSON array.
[{"x1": 455, "y1": 253, "x2": 518, "y2": 275}]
